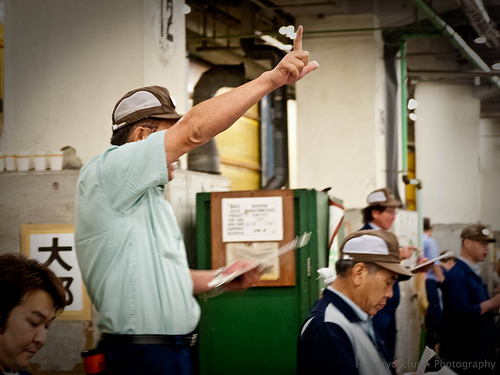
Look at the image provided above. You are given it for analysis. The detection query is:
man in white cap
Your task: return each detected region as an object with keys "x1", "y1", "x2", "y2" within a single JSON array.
[
  {"x1": 74, "y1": 26, "x2": 318, "y2": 375},
  {"x1": 439, "y1": 224, "x2": 500, "y2": 375},
  {"x1": 360, "y1": 187, "x2": 416, "y2": 359},
  {"x1": 297, "y1": 230, "x2": 413, "y2": 375}
]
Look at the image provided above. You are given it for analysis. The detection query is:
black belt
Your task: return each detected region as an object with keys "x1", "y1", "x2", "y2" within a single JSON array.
[{"x1": 101, "y1": 333, "x2": 198, "y2": 348}]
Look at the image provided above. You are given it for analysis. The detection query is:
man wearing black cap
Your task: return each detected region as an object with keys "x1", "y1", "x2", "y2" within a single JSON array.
[
  {"x1": 439, "y1": 224, "x2": 500, "y2": 375},
  {"x1": 74, "y1": 26, "x2": 318, "y2": 375},
  {"x1": 297, "y1": 230, "x2": 414, "y2": 375}
]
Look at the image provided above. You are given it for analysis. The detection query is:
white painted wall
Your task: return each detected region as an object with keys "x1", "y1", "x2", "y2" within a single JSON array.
[
  {"x1": 414, "y1": 83, "x2": 481, "y2": 224},
  {"x1": 2, "y1": 0, "x2": 187, "y2": 163},
  {"x1": 295, "y1": 14, "x2": 387, "y2": 208},
  {"x1": 480, "y1": 118, "x2": 500, "y2": 231}
]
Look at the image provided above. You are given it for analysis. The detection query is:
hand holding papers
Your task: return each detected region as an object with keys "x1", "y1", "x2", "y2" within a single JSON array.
[
  {"x1": 410, "y1": 251, "x2": 455, "y2": 273},
  {"x1": 208, "y1": 232, "x2": 312, "y2": 290}
]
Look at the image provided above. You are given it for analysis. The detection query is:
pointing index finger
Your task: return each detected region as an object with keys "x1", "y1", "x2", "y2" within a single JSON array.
[{"x1": 293, "y1": 25, "x2": 303, "y2": 51}]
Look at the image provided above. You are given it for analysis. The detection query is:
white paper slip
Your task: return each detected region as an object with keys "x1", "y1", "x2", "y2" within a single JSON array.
[
  {"x1": 208, "y1": 231, "x2": 312, "y2": 288},
  {"x1": 410, "y1": 251, "x2": 455, "y2": 272}
]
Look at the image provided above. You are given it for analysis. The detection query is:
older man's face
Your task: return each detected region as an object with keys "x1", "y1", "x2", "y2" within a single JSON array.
[{"x1": 357, "y1": 267, "x2": 397, "y2": 316}]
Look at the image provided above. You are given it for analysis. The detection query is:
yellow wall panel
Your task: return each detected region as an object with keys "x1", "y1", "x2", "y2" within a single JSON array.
[{"x1": 214, "y1": 87, "x2": 260, "y2": 190}]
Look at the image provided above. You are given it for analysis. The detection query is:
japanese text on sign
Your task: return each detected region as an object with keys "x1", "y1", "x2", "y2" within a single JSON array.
[
  {"x1": 29, "y1": 233, "x2": 83, "y2": 311},
  {"x1": 222, "y1": 197, "x2": 284, "y2": 242}
]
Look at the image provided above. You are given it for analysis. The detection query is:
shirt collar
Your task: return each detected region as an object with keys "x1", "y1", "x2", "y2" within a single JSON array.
[
  {"x1": 368, "y1": 221, "x2": 382, "y2": 230},
  {"x1": 458, "y1": 256, "x2": 482, "y2": 276},
  {"x1": 327, "y1": 286, "x2": 369, "y2": 322}
]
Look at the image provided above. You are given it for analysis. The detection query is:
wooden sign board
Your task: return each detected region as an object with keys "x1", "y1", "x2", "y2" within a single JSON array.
[
  {"x1": 210, "y1": 190, "x2": 295, "y2": 287},
  {"x1": 20, "y1": 224, "x2": 91, "y2": 321}
]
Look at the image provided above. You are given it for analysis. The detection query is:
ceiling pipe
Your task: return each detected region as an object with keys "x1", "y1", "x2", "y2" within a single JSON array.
[
  {"x1": 456, "y1": 0, "x2": 500, "y2": 48},
  {"x1": 409, "y1": 0, "x2": 500, "y2": 90}
]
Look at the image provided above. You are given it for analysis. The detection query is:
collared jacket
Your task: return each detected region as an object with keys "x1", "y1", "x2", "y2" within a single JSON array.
[
  {"x1": 297, "y1": 288, "x2": 395, "y2": 375},
  {"x1": 440, "y1": 259, "x2": 496, "y2": 364}
]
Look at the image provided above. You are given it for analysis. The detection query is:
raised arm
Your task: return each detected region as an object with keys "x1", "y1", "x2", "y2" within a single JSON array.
[{"x1": 164, "y1": 25, "x2": 319, "y2": 164}]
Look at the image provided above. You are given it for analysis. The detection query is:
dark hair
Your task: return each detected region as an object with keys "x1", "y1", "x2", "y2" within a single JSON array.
[
  {"x1": 439, "y1": 250, "x2": 456, "y2": 263},
  {"x1": 0, "y1": 253, "x2": 66, "y2": 333},
  {"x1": 110, "y1": 118, "x2": 163, "y2": 146},
  {"x1": 335, "y1": 259, "x2": 384, "y2": 278},
  {"x1": 423, "y1": 217, "x2": 432, "y2": 231},
  {"x1": 361, "y1": 205, "x2": 386, "y2": 223}
]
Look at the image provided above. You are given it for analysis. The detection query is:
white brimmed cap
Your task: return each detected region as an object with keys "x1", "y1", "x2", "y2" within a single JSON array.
[{"x1": 340, "y1": 230, "x2": 413, "y2": 279}]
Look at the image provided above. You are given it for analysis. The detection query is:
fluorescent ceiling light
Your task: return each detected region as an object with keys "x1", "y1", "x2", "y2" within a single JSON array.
[
  {"x1": 279, "y1": 25, "x2": 297, "y2": 40},
  {"x1": 474, "y1": 36, "x2": 486, "y2": 44},
  {"x1": 407, "y1": 98, "x2": 418, "y2": 110},
  {"x1": 260, "y1": 35, "x2": 292, "y2": 52}
]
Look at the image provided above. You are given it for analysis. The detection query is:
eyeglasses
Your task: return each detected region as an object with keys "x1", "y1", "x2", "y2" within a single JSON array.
[{"x1": 384, "y1": 208, "x2": 398, "y2": 216}]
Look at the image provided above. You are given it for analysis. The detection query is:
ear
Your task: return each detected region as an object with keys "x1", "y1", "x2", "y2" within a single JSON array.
[
  {"x1": 351, "y1": 263, "x2": 367, "y2": 287},
  {"x1": 371, "y1": 209, "x2": 382, "y2": 220},
  {"x1": 128, "y1": 126, "x2": 151, "y2": 143}
]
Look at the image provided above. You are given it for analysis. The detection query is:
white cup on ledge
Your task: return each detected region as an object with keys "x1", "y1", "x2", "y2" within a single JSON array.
[
  {"x1": 15, "y1": 152, "x2": 30, "y2": 171},
  {"x1": 48, "y1": 150, "x2": 63, "y2": 171},
  {"x1": 33, "y1": 151, "x2": 47, "y2": 171}
]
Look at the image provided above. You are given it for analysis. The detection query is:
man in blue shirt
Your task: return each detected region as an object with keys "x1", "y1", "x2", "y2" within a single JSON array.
[
  {"x1": 440, "y1": 224, "x2": 500, "y2": 375},
  {"x1": 75, "y1": 26, "x2": 318, "y2": 375}
]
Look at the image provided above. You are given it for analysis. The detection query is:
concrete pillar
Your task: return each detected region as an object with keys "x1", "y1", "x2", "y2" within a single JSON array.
[
  {"x1": 480, "y1": 118, "x2": 500, "y2": 231},
  {"x1": 294, "y1": 14, "x2": 387, "y2": 208},
  {"x1": 2, "y1": 0, "x2": 186, "y2": 163},
  {"x1": 414, "y1": 83, "x2": 481, "y2": 224}
]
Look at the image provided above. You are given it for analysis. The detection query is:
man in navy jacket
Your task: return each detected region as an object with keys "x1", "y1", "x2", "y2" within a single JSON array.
[
  {"x1": 440, "y1": 224, "x2": 500, "y2": 375},
  {"x1": 298, "y1": 230, "x2": 414, "y2": 375}
]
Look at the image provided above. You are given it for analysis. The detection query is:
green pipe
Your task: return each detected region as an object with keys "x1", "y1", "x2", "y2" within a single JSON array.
[
  {"x1": 409, "y1": 0, "x2": 500, "y2": 90},
  {"x1": 417, "y1": 187, "x2": 423, "y2": 249},
  {"x1": 186, "y1": 25, "x2": 437, "y2": 42},
  {"x1": 400, "y1": 37, "x2": 408, "y2": 175}
]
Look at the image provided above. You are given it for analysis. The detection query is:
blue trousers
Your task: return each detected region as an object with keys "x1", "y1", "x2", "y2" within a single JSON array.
[{"x1": 97, "y1": 337, "x2": 194, "y2": 375}]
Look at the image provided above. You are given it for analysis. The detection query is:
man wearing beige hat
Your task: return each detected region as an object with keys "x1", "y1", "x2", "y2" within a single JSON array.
[
  {"x1": 74, "y1": 26, "x2": 318, "y2": 375},
  {"x1": 297, "y1": 230, "x2": 413, "y2": 375},
  {"x1": 439, "y1": 224, "x2": 500, "y2": 375},
  {"x1": 360, "y1": 187, "x2": 416, "y2": 359}
]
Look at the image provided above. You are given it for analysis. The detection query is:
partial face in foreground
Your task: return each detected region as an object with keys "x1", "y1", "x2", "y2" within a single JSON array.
[
  {"x1": 356, "y1": 266, "x2": 398, "y2": 316},
  {"x1": 0, "y1": 289, "x2": 56, "y2": 372}
]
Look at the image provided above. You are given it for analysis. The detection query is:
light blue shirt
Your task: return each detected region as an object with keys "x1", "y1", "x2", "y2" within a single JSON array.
[
  {"x1": 423, "y1": 233, "x2": 440, "y2": 281},
  {"x1": 75, "y1": 130, "x2": 200, "y2": 335},
  {"x1": 327, "y1": 286, "x2": 376, "y2": 343}
]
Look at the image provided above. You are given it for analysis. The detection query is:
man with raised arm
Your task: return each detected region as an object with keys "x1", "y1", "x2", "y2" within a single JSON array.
[{"x1": 74, "y1": 26, "x2": 318, "y2": 375}]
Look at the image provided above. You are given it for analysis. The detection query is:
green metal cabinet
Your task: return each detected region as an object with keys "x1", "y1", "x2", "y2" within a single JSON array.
[{"x1": 195, "y1": 189, "x2": 340, "y2": 375}]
